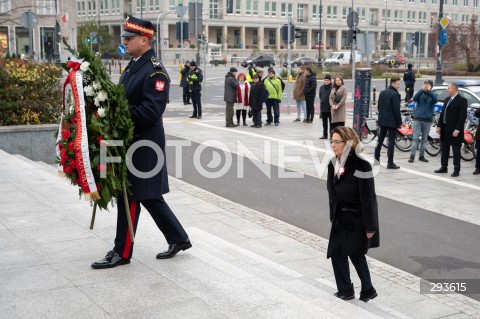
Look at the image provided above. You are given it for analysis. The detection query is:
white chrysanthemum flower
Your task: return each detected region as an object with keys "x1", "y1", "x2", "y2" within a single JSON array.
[
  {"x1": 69, "y1": 103, "x2": 74, "y2": 114},
  {"x1": 84, "y1": 85, "x2": 95, "y2": 97},
  {"x1": 97, "y1": 90, "x2": 108, "y2": 102},
  {"x1": 93, "y1": 96, "x2": 101, "y2": 107},
  {"x1": 97, "y1": 107, "x2": 106, "y2": 117},
  {"x1": 92, "y1": 81, "x2": 101, "y2": 90},
  {"x1": 80, "y1": 62, "x2": 90, "y2": 72}
]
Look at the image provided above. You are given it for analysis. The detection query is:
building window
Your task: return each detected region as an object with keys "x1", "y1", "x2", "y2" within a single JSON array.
[
  {"x1": 452, "y1": 0, "x2": 458, "y2": 5},
  {"x1": 327, "y1": 6, "x2": 337, "y2": 20},
  {"x1": 264, "y1": 1, "x2": 270, "y2": 16},
  {"x1": 342, "y1": 7, "x2": 348, "y2": 20},
  {"x1": 88, "y1": 0, "x2": 96, "y2": 16},
  {"x1": 0, "y1": 0, "x2": 11, "y2": 13},
  {"x1": 246, "y1": 0, "x2": 251, "y2": 15},
  {"x1": 409, "y1": 0, "x2": 414, "y2": 3},
  {"x1": 451, "y1": 13, "x2": 458, "y2": 22},
  {"x1": 271, "y1": 2, "x2": 276, "y2": 16},
  {"x1": 461, "y1": 14, "x2": 469, "y2": 22},
  {"x1": 357, "y1": 7, "x2": 366, "y2": 22},
  {"x1": 168, "y1": 0, "x2": 174, "y2": 10},
  {"x1": 37, "y1": 0, "x2": 55, "y2": 15},
  {"x1": 300, "y1": 31, "x2": 307, "y2": 45},
  {"x1": 420, "y1": 0, "x2": 426, "y2": 3},
  {"x1": 407, "y1": 10, "x2": 416, "y2": 23},
  {"x1": 235, "y1": 0, "x2": 241, "y2": 14},
  {"x1": 253, "y1": 29, "x2": 258, "y2": 45},
  {"x1": 234, "y1": 29, "x2": 240, "y2": 45},
  {"x1": 16, "y1": 27, "x2": 31, "y2": 57},
  {"x1": 297, "y1": 4, "x2": 305, "y2": 22},
  {"x1": 288, "y1": 3, "x2": 292, "y2": 15},
  {"x1": 78, "y1": 1, "x2": 85, "y2": 15},
  {"x1": 312, "y1": 5, "x2": 317, "y2": 19},
  {"x1": 268, "y1": 30, "x2": 275, "y2": 45},
  {"x1": 464, "y1": 0, "x2": 468, "y2": 5},
  {"x1": 342, "y1": 32, "x2": 349, "y2": 47},
  {"x1": 253, "y1": 0, "x2": 258, "y2": 15},
  {"x1": 100, "y1": 0, "x2": 108, "y2": 14},
  {"x1": 474, "y1": 0, "x2": 478, "y2": 7},
  {"x1": 210, "y1": 0, "x2": 218, "y2": 18},
  {"x1": 419, "y1": 11, "x2": 427, "y2": 23},
  {"x1": 111, "y1": 0, "x2": 120, "y2": 14},
  {"x1": 432, "y1": 0, "x2": 437, "y2": 4},
  {"x1": 148, "y1": 0, "x2": 159, "y2": 11},
  {"x1": 382, "y1": 9, "x2": 391, "y2": 22},
  {"x1": 281, "y1": 3, "x2": 286, "y2": 17},
  {"x1": 443, "y1": 0, "x2": 447, "y2": 4},
  {"x1": 216, "y1": 29, "x2": 222, "y2": 43}
]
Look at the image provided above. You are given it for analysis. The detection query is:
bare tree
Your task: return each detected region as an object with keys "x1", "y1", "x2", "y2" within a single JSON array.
[
  {"x1": 0, "y1": 1, "x2": 36, "y2": 25},
  {"x1": 442, "y1": 15, "x2": 480, "y2": 69}
]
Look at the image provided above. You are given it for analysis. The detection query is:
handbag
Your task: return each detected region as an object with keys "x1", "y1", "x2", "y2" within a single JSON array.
[
  {"x1": 248, "y1": 108, "x2": 252, "y2": 118},
  {"x1": 333, "y1": 92, "x2": 342, "y2": 104}
]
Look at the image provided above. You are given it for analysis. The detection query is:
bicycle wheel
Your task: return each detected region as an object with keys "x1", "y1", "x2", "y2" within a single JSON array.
[
  {"x1": 460, "y1": 141, "x2": 476, "y2": 161},
  {"x1": 425, "y1": 138, "x2": 441, "y2": 156},
  {"x1": 360, "y1": 124, "x2": 377, "y2": 144},
  {"x1": 395, "y1": 133, "x2": 412, "y2": 152}
]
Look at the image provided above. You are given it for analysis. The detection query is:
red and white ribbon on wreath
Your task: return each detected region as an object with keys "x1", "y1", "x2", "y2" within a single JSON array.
[{"x1": 57, "y1": 57, "x2": 100, "y2": 201}]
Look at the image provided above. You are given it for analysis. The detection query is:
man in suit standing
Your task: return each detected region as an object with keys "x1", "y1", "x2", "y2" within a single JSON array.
[
  {"x1": 374, "y1": 77, "x2": 402, "y2": 169},
  {"x1": 434, "y1": 82, "x2": 468, "y2": 177},
  {"x1": 91, "y1": 16, "x2": 191, "y2": 269}
]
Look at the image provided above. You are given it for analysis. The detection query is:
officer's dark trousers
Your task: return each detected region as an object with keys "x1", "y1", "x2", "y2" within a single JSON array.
[
  {"x1": 374, "y1": 126, "x2": 397, "y2": 163},
  {"x1": 114, "y1": 196, "x2": 188, "y2": 259},
  {"x1": 331, "y1": 255, "x2": 373, "y2": 292},
  {"x1": 182, "y1": 87, "x2": 191, "y2": 104},
  {"x1": 305, "y1": 96, "x2": 315, "y2": 122},
  {"x1": 440, "y1": 138, "x2": 461, "y2": 172},
  {"x1": 191, "y1": 89, "x2": 202, "y2": 117}
]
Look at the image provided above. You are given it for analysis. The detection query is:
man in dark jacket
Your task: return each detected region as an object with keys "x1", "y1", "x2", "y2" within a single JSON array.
[
  {"x1": 408, "y1": 80, "x2": 437, "y2": 163},
  {"x1": 224, "y1": 67, "x2": 239, "y2": 127},
  {"x1": 319, "y1": 74, "x2": 333, "y2": 138},
  {"x1": 374, "y1": 77, "x2": 402, "y2": 169},
  {"x1": 434, "y1": 82, "x2": 468, "y2": 177},
  {"x1": 180, "y1": 61, "x2": 191, "y2": 105},
  {"x1": 187, "y1": 60, "x2": 203, "y2": 119},
  {"x1": 249, "y1": 74, "x2": 268, "y2": 128},
  {"x1": 403, "y1": 63, "x2": 416, "y2": 102},
  {"x1": 91, "y1": 16, "x2": 190, "y2": 269},
  {"x1": 303, "y1": 67, "x2": 317, "y2": 123}
]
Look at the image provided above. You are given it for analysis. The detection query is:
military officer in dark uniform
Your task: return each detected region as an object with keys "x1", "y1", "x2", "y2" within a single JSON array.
[
  {"x1": 187, "y1": 61, "x2": 203, "y2": 119},
  {"x1": 92, "y1": 16, "x2": 191, "y2": 269}
]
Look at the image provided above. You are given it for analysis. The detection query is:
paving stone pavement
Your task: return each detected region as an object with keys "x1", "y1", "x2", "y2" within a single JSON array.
[{"x1": 1, "y1": 147, "x2": 480, "y2": 319}]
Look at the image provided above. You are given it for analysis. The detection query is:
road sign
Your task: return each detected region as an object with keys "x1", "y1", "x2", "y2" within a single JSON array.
[
  {"x1": 439, "y1": 16, "x2": 451, "y2": 29},
  {"x1": 20, "y1": 11, "x2": 38, "y2": 29},
  {"x1": 440, "y1": 29, "x2": 448, "y2": 46},
  {"x1": 347, "y1": 11, "x2": 359, "y2": 29},
  {"x1": 118, "y1": 44, "x2": 126, "y2": 56}
]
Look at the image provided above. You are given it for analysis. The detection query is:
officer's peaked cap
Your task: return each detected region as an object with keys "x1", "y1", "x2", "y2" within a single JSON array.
[{"x1": 120, "y1": 15, "x2": 156, "y2": 38}]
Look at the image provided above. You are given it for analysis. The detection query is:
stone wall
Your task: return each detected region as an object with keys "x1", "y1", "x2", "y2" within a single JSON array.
[{"x1": 0, "y1": 125, "x2": 58, "y2": 164}]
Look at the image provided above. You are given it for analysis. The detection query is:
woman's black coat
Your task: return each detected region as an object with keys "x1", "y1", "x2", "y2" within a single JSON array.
[
  {"x1": 249, "y1": 82, "x2": 268, "y2": 111},
  {"x1": 326, "y1": 153, "x2": 380, "y2": 258}
]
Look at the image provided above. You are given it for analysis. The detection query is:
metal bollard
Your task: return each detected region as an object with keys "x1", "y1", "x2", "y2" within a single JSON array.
[{"x1": 372, "y1": 86, "x2": 377, "y2": 106}]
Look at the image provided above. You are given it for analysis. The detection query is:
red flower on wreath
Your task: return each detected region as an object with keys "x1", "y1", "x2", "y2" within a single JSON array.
[
  {"x1": 97, "y1": 135, "x2": 103, "y2": 145},
  {"x1": 97, "y1": 164, "x2": 107, "y2": 172},
  {"x1": 65, "y1": 165, "x2": 73, "y2": 175},
  {"x1": 62, "y1": 129, "x2": 71, "y2": 140},
  {"x1": 69, "y1": 159, "x2": 77, "y2": 170},
  {"x1": 68, "y1": 142, "x2": 74, "y2": 151}
]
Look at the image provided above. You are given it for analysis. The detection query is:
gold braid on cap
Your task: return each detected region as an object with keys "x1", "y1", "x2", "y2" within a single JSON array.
[{"x1": 125, "y1": 20, "x2": 154, "y2": 38}]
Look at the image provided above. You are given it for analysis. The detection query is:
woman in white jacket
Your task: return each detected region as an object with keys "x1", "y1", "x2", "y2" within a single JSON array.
[{"x1": 234, "y1": 73, "x2": 250, "y2": 126}]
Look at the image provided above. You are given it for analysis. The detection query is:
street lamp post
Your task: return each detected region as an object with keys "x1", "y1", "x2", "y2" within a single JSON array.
[
  {"x1": 317, "y1": 0, "x2": 322, "y2": 66},
  {"x1": 435, "y1": 0, "x2": 444, "y2": 85},
  {"x1": 383, "y1": 0, "x2": 388, "y2": 55}
]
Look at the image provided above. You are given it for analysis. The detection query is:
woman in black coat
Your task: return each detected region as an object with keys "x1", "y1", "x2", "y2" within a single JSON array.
[
  {"x1": 327, "y1": 126, "x2": 379, "y2": 302},
  {"x1": 248, "y1": 74, "x2": 268, "y2": 128}
]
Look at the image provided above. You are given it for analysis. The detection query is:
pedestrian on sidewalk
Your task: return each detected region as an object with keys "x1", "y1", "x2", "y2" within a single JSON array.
[
  {"x1": 319, "y1": 74, "x2": 333, "y2": 139},
  {"x1": 234, "y1": 72, "x2": 250, "y2": 126},
  {"x1": 403, "y1": 63, "x2": 416, "y2": 102},
  {"x1": 374, "y1": 77, "x2": 402, "y2": 169},
  {"x1": 224, "y1": 67, "x2": 239, "y2": 127},
  {"x1": 303, "y1": 67, "x2": 317, "y2": 123},
  {"x1": 434, "y1": 82, "x2": 468, "y2": 177},
  {"x1": 246, "y1": 62, "x2": 257, "y2": 84},
  {"x1": 91, "y1": 16, "x2": 191, "y2": 270},
  {"x1": 180, "y1": 61, "x2": 191, "y2": 105},
  {"x1": 264, "y1": 68, "x2": 283, "y2": 126},
  {"x1": 257, "y1": 70, "x2": 265, "y2": 82},
  {"x1": 408, "y1": 80, "x2": 437, "y2": 163},
  {"x1": 293, "y1": 66, "x2": 306, "y2": 122},
  {"x1": 327, "y1": 126, "x2": 379, "y2": 303},
  {"x1": 249, "y1": 74, "x2": 268, "y2": 128},
  {"x1": 473, "y1": 107, "x2": 480, "y2": 175},
  {"x1": 187, "y1": 61, "x2": 203, "y2": 119},
  {"x1": 329, "y1": 76, "x2": 347, "y2": 130}
]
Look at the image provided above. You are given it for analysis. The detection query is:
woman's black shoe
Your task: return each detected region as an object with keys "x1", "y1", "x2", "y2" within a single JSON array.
[
  {"x1": 334, "y1": 284, "x2": 355, "y2": 301},
  {"x1": 359, "y1": 287, "x2": 377, "y2": 302}
]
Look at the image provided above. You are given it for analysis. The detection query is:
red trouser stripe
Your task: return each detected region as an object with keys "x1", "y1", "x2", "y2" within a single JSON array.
[{"x1": 122, "y1": 200, "x2": 137, "y2": 259}]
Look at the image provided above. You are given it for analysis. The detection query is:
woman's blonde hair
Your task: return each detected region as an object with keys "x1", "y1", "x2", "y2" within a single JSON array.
[{"x1": 331, "y1": 126, "x2": 363, "y2": 154}]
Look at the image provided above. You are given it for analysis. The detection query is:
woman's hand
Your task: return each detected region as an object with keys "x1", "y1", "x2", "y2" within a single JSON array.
[{"x1": 366, "y1": 232, "x2": 375, "y2": 238}]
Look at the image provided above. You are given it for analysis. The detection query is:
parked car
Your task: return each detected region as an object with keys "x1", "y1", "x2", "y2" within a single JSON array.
[
  {"x1": 241, "y1": 55, "x2": 275, "y2": 68},
  {"x1": 371, "y1": 55, "x2": 405, "y2": 68},
  {"x1": 282, "y1": 56, "x2": 317, "y2": 68},
  {"x1": 407, "y1": 80, "x2": 480, "y2": 110}
]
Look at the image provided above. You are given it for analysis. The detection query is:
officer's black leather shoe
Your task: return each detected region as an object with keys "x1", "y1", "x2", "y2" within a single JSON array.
[
  {"x1": 91, "y1": 250, "x2": 130, "y2": 269},
  {"x1": 189, "y1": 115, "x2": 197, "y2": 118},
  {"x1": 359, "y1": 287, "x2": 378, "y2": 302},
  {"x1": 334, "y1": 284, "x2": 355, "y2": 301},
  {"x1": 156, "y1": 239, "x2": 192, "y2": 259},
  {"x1": 451, "y1": 171, "x2": 460, "y2": 177}
]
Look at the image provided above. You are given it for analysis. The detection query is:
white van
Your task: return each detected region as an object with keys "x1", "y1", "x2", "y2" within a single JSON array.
[{"x1": 324, "y1": 51, "x2": 362, "y2": 66}]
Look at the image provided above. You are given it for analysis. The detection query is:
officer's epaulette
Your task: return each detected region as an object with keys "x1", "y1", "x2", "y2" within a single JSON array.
[{"x1": 151, "y1": 56, "x2": 163, "y2": 69}]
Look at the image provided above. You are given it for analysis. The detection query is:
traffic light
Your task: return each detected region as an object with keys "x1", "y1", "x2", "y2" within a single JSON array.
[
  {"x1": 414, "y1": 31, "x2": 420, "y2": 46},
  {"x1": 411, "y1": 33, "x2": 415, "y2": 45},
  {"x1": 352, "y1": 29, "x2": 358, "y2": 41},
  {"x1": 290, "y1": 25, "x2": 301, "y2": 43},
  {"x1": 226, "y1": 0, "x2": 233, "y2": 13},
  {"x1": 86, "y1": 37, "x2": 91, "y2": 43},
  {"x1": 281, "y1": 24, "x2": 289, "y2": 43},
  {"x1": 176, "y1": 21, "x2": 189, "y2": 41}
]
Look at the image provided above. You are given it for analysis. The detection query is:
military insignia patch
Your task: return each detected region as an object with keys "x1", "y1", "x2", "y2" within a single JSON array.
[
  {"x1": 151, "y1": 56, "x2": 162, "y2": 69},
  {"x1": 155, "y1": 80, "x2": 165, "y2": 92}
]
